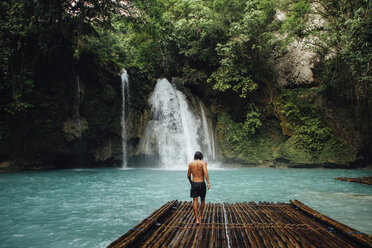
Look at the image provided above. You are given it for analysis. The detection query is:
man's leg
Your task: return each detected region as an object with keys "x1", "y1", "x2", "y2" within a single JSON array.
[
  {"x1": 200, "y1": 196, "x2": 205, "y2": 221},
  {"x1": 193, "y1": 197, "x2": 199, "y2": 224}
]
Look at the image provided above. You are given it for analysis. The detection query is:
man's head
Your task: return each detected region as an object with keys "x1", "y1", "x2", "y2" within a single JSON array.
[{"x1": 194, "y1": 151, "x2": 203, "y2": 160}]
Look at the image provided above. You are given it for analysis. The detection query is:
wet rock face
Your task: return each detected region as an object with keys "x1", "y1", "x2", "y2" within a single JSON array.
[
  {"x1": 274, "y1": 41, "x2": 316, "y2": 87},
  {"x1": 63, "y1": 118, "x2": 88, "y2": 142},
  {"x1": 0, "y1": 161, "x2": 11, "y2": 169},
  {"x1": 273, "y1": 8, "x2": 325, "y2": 88},
  {"x1": 93, "y1": 140, "x2": 112, "y2": 161}
]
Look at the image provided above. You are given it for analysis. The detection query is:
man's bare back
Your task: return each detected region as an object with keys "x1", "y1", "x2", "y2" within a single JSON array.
[
  {"x1": 187, "y1": 151, "x2": 210, "y2": 224},
  {"x1": 188, "y1": 160, "x2": 210, "y2": 188}
]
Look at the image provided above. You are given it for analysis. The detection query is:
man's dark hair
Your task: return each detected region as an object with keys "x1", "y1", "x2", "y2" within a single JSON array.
[{"x1": 194, "y1": 151, "x2": 203, "y2": 160}]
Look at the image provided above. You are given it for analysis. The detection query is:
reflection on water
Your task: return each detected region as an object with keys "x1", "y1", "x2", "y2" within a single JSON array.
[{"x1": 0, "y1": 167, "x2": 371, "y2": 248}]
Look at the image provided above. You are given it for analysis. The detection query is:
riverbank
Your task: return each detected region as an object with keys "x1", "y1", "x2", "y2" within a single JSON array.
[
  {"x1": 222, "y1": 159, "x2": 371, "y2": 169},
  {"x1": 1, "y1": 159, "x2": 371, "y2": 174}
]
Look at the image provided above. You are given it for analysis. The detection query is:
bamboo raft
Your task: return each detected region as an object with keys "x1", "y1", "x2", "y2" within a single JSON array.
[
  {"x1": 334, "y1": 177, "x2": 372, "y2": 185},
  {"x1": 108, "y1": 200, "x2": 372, "y2": 248}
]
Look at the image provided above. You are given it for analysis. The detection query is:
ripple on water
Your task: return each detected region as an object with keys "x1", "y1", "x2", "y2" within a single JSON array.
[{"x1": 0, "y1": 167, "x2": 371, "y2": 248}]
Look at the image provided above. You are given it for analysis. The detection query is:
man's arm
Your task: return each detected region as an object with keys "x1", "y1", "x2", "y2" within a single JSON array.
[
  {"x1": 203, "y1": 162, "x2": 210, "y2": 190},
  {"x1": 187, "y1": 164, "x2": 192, "y2": 184}
]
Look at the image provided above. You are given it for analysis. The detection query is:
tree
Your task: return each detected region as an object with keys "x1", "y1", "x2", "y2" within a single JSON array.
[
  {"x1": 209, "y1": 0, "x2": 278, "y2": 98},
  {"x1": 281, "y1": 0, "x2": 372, "y2": 158}
]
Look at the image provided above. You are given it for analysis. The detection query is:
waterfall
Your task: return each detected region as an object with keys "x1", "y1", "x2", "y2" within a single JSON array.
[
  {"x1": 138, "y1": 78, "x2": 218, "y2": 168},
  {"x1": 199, "y1": 101, "x2": 217, "y2": 160},
  {"x1": 174, "y1": 89, "x2": 201, "y2": 163},
  {"x1": 121, "y1": 69, "x2": 130, "y2": 168}
]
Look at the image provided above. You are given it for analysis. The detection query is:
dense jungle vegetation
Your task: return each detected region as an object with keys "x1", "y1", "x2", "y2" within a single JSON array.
[{"x1": 0, "y1": 0, "x2": 371, "y2": 170}]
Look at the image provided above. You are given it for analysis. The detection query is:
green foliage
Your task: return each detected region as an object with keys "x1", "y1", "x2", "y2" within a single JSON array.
[
  {"x1": 209, "y1": 0, "x2": 278, "y2": 98},
  {"x1": 210, "y1": 0, "x2": 247, "y2": 24},
  {"x1": 277, "y1": 90, "x2": 342, "y2": 157},
  {"x1": 281, "y1": 0, "x2": 311, "y2": 37},
  {"x1": 116, "y1": 2, "x2": 170, "y2": 77},
  {"x1": 0, "y1": 0, "x2": 138, "y2": 163},
  {"x1": 182, "y1": 65, "x2": 208, "y2": 85},
  {"x1": 217, "y1": 111, "x2": 282, "y2": 163},
  {"x1": 281, "y1": 0, "x2": 372, "y2": 154},
  {"x1": 121, "y1": 0, "x2": 280, "y2": 100},
  {"x1": 80, "y1": 25, "x2": 126, "y2": 67},
  {"x1": 218, "y1": 105, "x2": 262, "y2": 144},
  {"x1": 163, "y1": 0, "x2": 225, "y2": 72},
  {"x1": 1, "y1": 0, "x2": 369, "y2": 167},
  {"x1": 243, "y1": 104, "x2": 262, "y2": 134}
]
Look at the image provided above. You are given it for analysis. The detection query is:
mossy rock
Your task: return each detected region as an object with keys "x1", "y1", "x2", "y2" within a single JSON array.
[
  {"x1": 279, "y1": 136, "x2": 315, "y2": 164},
  {"x1": 217, "y1": 113, "x2": 285, "y2": 164},
  {"x1": 279, "y1": 135, "x2": 357, "y2": 165},
  {"x1": 317, "y1": 141, "x2": 357, "y2": 164}
]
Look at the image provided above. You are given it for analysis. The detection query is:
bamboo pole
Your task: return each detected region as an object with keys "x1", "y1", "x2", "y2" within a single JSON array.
[
  {"x1": 142, "y1": 201, "x2": 189, "y2": 247},
  {"x1": 108, "y1": 200, "x2": 178, "y2": 248},
  {"x1": 334, "y1": 177, "x2": 372, "y2": 185},
  {"x1": 167, "y1": 203, "x2": 195, "y2": 247},
  {"x1": 230, "y1": 203, "x2": 250, "y2": 247},
  {"x1": 238, "y1": 203, "x2": 264, "y2": 248},
  {"x1": 243, "y1": 203, "x2": 273, "y2": 248},
  {"x1": 161, "y1": 203, "x2": 194, "y2": 247},
  {"x1": 108, "y1": 200, "x2": 370, "y2": 248},
  {"x1": 291, "y1": 199, "x2": 372, "y2": 247},
  {"x1": 208, "y1": 203, "x2": 216, "y2": 248},
  {"x1": 235, "y1": 204, "x2": 260, "y2": 248}
]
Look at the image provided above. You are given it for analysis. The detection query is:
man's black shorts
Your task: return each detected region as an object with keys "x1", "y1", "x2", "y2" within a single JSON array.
[{"x1": 190, "y1": 182, "x2": 206, "y2": 198}]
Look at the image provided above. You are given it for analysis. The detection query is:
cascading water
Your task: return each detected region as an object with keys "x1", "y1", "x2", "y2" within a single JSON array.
[
  {"x1": 138, "y1": 78, "x2": 218, "y2": 168},
  {"x1": 199, "y1": 101, "x2": 217, "y2": 160},
  {"x1": 174, "y1": 89, "x2": 201, "y2": 163},
  {"x1": 121, "y1": 69, "x2": 130, "y2": 168}
]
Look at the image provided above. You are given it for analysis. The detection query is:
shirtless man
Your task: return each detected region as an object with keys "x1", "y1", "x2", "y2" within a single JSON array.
[{"x1": 187, "y1": 151, "x2": 210, "y2": 224}]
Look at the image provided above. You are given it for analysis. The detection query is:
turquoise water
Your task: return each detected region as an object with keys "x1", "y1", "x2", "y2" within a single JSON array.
[{"x1": 0, "y1": 167, "x2": 371, "y2": 247}]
